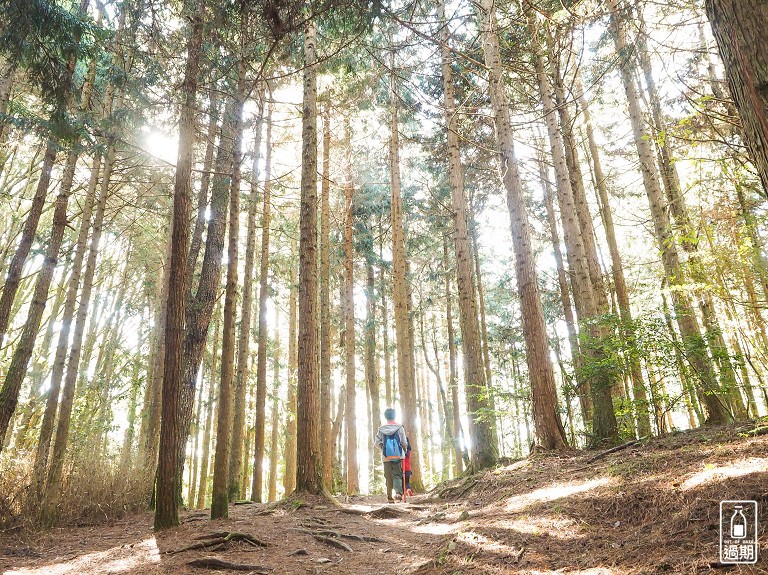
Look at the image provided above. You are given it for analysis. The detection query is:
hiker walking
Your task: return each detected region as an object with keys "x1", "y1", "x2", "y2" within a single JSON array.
[{"x1": 374, "y1": 408, "x2": 408, "y2": 503}]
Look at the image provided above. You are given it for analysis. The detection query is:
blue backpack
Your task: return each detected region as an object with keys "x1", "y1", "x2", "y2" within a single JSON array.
[{"x1": 382, "y1": 428, "x2": 404, "y2": 458}]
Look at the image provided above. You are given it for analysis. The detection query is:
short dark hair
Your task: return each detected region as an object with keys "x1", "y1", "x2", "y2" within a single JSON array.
[{"x1": 384, "y1": 408, "x2": 396, "y2": 421}]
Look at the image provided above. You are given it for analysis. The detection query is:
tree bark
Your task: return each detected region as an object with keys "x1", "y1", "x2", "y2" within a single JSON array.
[
  {"x1": 295, "y1": 20, "x2": 323, "y2": 495},
  {"x1": 196, "y1": 310, "x2": 220, "y2": 509},
  {"x1": 705, "y1": 0, "x2": 768, "y2": 196},
  {"x1": 319, "y1": 108, "x2": 334, "y2": 490}
]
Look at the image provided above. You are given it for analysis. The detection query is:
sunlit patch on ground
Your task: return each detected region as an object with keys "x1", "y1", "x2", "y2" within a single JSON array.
[
  {"x1": 488, "y1": 515, "x2": 581, "y2": 539},
  {"x1": 3, "y1": 537, "x2": 160, "y2": 575},
  {"x1": 412, "y1": 521, "x2": 459, "y2": 535},
  {"x1": 680, "y1": 457, "x2": 768, "y2": 490},
  {"x1": 505, "y1": 477, "x2": 612, "y2": 512}
]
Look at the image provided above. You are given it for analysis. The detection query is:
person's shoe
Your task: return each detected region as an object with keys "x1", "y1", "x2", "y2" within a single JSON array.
[
  {"x1": 395, "y1": 493, "x2": 402, "y2": 502},
  {"x1": 387, "y1": 498, "x2": 395, "y2": 504},
  {"x1": 407, "y1": 488, "x2": 413, "y2": 497}
]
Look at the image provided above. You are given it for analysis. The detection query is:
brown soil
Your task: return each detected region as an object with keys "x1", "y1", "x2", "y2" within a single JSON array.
[{"x1": 2, "y1": 423, "x2": 766, "y2": 575}]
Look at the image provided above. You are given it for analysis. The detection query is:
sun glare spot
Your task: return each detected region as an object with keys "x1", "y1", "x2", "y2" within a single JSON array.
[
  {"x1": 680, "y1": 458, "x2": 768, "y2": 490},
  {"x1": 142, "y1": 128, "x2": 178, "y2": 165}
]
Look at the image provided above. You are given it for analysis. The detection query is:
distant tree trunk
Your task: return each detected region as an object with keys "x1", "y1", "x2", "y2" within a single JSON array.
[
  {"x1": 295, "y1": 20, "x2": 324, "y2": 495},
  {"x1": 30, "y1": 151, "x2": 100, "y2": 494},
  {"x1": 154, "y1": 0, "x2": 205, "y2": 531},
  {"x1": 704, "y1": 0, "x2": 768, "y2": 196},
  {"x1": 476, "y1": 0, "x2": 567, "y2": 450},
  {"x1": 576, "y1": 78, "x2": 652, "y2": 436},
  {"x1": 185, "y1": 88, "x2": 220, "y2": 291},
  {"x1": 633, "y1": 11, "x2": 745, "y2": 421},
  {"x1": 389, "y1": 64, "x2": 425, "y2": 490},
  {"x1": 364, "y1": 257, "x2": 381, "y2": 488},
  {"x1": 211, "y1": 62, "x2": 245, "y2": 519},
  {"x1": 380, "y1": 256, "x2": 393, "y2": 408},
  {"x1": 342, "y1": 117, "x2": 359, "y2": 495},
  {"x1": 438, "y1": 0, "x2": 497, "y2": 468},
  {"x1": 44, "y1": 136, "x2": 115, "y2": 514},
  {"x1": 607, "y1": 0, "x2": 731, "y2": 425},
  {"x1": 320, "y1": 108, "x2": 334, "y2": 490},
  {"x1": 279, "y1": 243, "x2": 298, "y2": 496},
  {"x1": 241, "y1": 97, "x2": 267, "y2": 502},
  {"x1": 268, "y1": 308, "x2": 280, "y2": 502},
  {"x1": 196, "y1": 310, "x2": 220, "y2": 509},
  {"x1": 539, "y1": 153, "x2": 591, "y2": 426},
  {"x1": 442, "y1": 238, "x2": 466, "y2": 474},
  {"x1": 187, "y1": 368, "x2": 204, "y2": 507}
]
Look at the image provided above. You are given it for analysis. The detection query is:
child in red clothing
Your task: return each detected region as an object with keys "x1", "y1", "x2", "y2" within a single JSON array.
[{"x1": 403, "y1": 437, "x2": 413, "y2": 497}]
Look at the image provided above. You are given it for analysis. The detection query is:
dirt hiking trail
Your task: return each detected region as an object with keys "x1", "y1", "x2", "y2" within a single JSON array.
[{"x1": 1, "y1": 423, "x2": 766, "y2": 574}]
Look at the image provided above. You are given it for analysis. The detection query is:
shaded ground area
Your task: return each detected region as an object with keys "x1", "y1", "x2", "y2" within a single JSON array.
[{"x1": 2, "y1": 422, "x2": 767, "y2": 574}]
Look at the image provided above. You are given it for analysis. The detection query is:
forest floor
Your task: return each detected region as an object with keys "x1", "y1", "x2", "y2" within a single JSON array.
[{"x1": 1, "y1": 422, "x2": 767, "y2": 575}]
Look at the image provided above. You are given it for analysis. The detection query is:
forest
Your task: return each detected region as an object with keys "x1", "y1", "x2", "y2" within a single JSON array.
[{"x1": 0, "y1": 0, "x2": 767, "y2": 569}]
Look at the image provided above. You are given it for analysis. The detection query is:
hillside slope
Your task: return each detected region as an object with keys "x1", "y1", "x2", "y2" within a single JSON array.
[{"x1": 1, "y1": 422, "x2": 765, "y2": 574}]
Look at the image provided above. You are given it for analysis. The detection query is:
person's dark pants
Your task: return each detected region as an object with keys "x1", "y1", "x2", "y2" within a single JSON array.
[
  {"x1": 383, "y1": 460, "x2": 403, "y2": 500},
  {"x1": 405, "y1": 470, "x2": 412, "y2": 490}
]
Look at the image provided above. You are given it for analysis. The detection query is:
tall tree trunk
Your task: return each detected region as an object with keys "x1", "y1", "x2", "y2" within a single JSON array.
[
  {"x1": 704, "y1": 0, "x2": 768, "y2": 196},
  {"x1": 438, "y1": 0, "x2": 497, "y2": 468},
  {"x1": 389, "y1": 62, "x2": 425, "y2": 490},
  {"x1": 476, "y1": 0, "x2": 567, "y2": 450},
  {"x1": 607, "y1": 0, "x2": 731, "y2": 424},
  {"x1": 251, "y1": 101, "x2": 273, "y2": 501},
  {"x1": 527, "y1": 9, "x2": 618, "y2": 445},
  {"x1": 154, "y1": 0, "x2": 205, "y2": 530},
  {"x1": 320, "y1": 108, "x2": 334, "y2": 490},
  {"x1": 44, "y1": 135, "x2": 115, "y2": 515},
  {"x1": 295, "y1": 20, "x2": 324, "y2": 495},
  {"x1": 211, "y1": 63, "x2": 246, "y2": 519},
  {"x1": 233, "y1": 94, "x2": 266, "y2": 502},
  {"x1": 342, "y1": 117, "x2": 359, "y2": 495}
]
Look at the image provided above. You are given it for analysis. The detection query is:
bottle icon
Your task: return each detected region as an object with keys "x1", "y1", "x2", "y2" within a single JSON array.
[{"x1": 731, "y1": 505, "x2": 747, "y2": 539}]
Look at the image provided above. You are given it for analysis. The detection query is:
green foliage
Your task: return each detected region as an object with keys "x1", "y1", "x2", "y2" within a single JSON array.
[{"x1": 0, "y1": 0, "x2": 103, "y2": 127}]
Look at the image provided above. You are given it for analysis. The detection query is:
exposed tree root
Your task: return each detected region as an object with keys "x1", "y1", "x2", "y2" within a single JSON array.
[
  {"x1": 187, "y1": 556, "x2": 272, "y2": 572},
  {"x1": 168, "y1": 532, "x2": 268, "y2": 554},
  {"x1": 313, "y1": 534, "x2": 353, "y2": 552}
]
